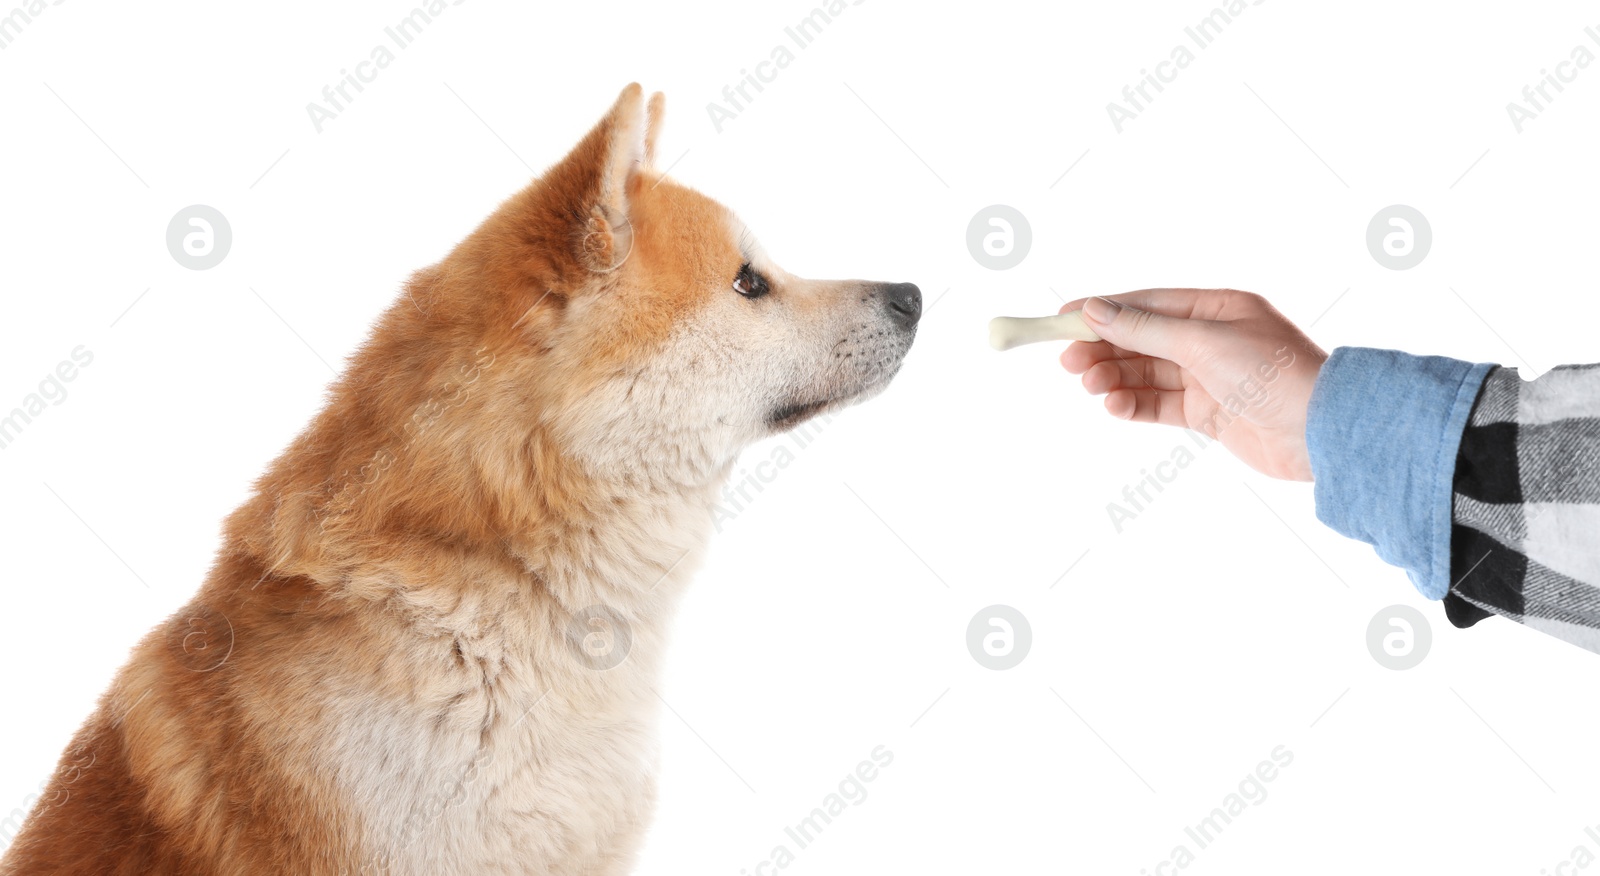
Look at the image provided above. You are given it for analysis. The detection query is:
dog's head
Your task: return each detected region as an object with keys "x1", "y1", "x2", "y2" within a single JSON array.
[
  {"x1": 462, "y1": 84, "x2": 920, "y2": 481},
  {"x1": 244, "y1": 85, "x2": 919, "y2": 578}
]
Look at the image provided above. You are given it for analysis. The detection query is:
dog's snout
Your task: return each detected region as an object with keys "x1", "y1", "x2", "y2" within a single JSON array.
[{"x1": 881, "y1": 282, "x2": 921, "y2": 329}]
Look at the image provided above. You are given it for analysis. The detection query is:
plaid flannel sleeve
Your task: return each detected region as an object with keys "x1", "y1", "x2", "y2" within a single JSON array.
[{"x1": 1444, "y1": 364, "x2": 1600, "y2": 653}]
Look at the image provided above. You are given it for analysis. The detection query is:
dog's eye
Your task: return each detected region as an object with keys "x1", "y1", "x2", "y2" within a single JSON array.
[{"x1": 732, "y1": 263, "x2": 769, "y2": 300}]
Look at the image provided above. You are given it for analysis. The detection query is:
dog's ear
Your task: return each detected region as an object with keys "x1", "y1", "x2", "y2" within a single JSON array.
[
  {"x1": 644, "y1": 91, "x2": 665, "y2": 168},
  {"x1": 543, "y1": 84, "x2": 661, "y2": 274}
]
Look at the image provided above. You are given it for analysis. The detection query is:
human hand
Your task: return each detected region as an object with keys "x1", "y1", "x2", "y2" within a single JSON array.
[{"x1": 1059, "y1": 289, "x2": 1328, "y2": 481}]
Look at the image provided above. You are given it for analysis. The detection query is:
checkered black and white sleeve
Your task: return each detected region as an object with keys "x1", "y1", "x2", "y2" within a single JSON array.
[{"x1": 1445, "y1": 364, "x2": 1600, "y2": 653}]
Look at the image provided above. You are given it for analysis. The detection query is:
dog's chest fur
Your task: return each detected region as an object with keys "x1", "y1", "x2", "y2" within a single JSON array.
[
  {"x1": 333, "y1": 646, "x2": 661, "y2": 875},
  {"x1": 313, "y1": 488, "x2": 714, "y2": 875}
]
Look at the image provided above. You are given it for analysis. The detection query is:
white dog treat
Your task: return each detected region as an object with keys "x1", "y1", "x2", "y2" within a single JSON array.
[{"x1": 988, "y1": 311, "x2": 1101, "y2": 351}]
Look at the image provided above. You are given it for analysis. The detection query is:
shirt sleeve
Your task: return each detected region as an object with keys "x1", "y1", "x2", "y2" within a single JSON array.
[
  {"x1": 1444, "y1": 364, "x2": 1600, "y2": 653},
  {"x1": 1305, "y1": 347, "x2": 1494, "y2": 599}
]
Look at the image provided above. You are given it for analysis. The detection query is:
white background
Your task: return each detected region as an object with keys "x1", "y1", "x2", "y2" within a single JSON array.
[{"x1": 3, "y1": 1, "x2": 1600, "y2": 873}]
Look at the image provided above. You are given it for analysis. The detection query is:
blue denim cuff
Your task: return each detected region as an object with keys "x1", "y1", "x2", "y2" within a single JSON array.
[{"x1": 1306, "y1": 347, "x2": 1494, "y2": 599}]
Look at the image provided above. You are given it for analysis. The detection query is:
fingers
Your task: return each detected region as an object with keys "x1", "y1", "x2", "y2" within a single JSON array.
[
  {"x1": 1079, "y1": 296, "x2": 1219, "y2": 366},
  {"x1": 1065, "y1": 343, "x2": 1189, "y2": 421},
  {"x1": 1059, "y1": 340, "x2": 1145, "y2": 373},
  {"x1": 1080, "y1": 356, "x2": 1185, "y2": 394},
  {"x1": 1103, "y1": 388, "x2": 1189, "y2": 426},
  {"x1": 1060, "y1": 289, "x2": 1225, "y2": 320}
]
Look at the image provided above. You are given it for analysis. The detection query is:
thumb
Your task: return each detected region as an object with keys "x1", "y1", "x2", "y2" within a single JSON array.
[{"x1": 1081, "y1": 296, "x2": 1208, "y2": 365}]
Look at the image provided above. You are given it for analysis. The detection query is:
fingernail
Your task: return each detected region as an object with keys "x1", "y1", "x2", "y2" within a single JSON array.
[{"x1": 1082, "y1": 297, "x2": 1119, "y2": 324}]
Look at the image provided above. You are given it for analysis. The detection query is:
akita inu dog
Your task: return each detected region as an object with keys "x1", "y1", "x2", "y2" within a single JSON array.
[{"x1": 1, "y1": 84, "x2": 919, "y2": 875}]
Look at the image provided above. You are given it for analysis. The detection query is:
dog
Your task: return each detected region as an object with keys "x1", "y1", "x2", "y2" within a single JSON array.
[{"x1": 0, "y1": 83, "x2": 920, "y2": 875}]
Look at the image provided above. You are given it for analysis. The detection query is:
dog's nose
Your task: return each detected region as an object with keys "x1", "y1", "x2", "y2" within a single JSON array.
[{"x1": 882, "y1": 282, "x2": 921, "y2": 329}]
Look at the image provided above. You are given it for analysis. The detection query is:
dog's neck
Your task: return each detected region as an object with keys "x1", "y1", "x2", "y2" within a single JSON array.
[
  {"x1": 504, "y1": 456, "x2": 734, "y2": 615},
  {"x1": 227, "y1": 418, "x2": 739, "y2": 626}
]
